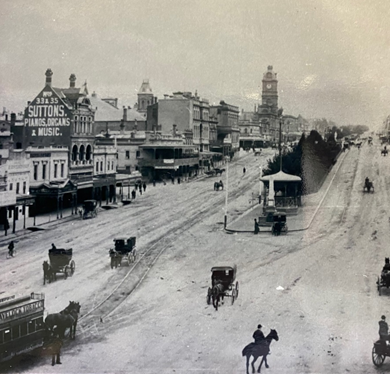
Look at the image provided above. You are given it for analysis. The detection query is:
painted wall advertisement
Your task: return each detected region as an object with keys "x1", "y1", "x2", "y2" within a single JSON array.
[{"x1": 24, "y1": 87, "x2": 72, "y2": 147}]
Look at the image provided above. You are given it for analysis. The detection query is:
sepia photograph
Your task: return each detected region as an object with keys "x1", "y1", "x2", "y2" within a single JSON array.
[{"x1": 1, "y1": 0, "x2": 390, "y2": 373}]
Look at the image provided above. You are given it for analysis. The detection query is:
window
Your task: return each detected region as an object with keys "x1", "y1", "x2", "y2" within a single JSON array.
[
  {"x1": 16, "y1": 182, "x2": 19, "y2": 194},
  {"x1": 23, "y1": 182, "x2": 26, "y2": 194},
  {"x1": 136, "y1": 151, "x2": 140, "y2": 158},
  {"x1": 125, "y1": 151, "x2": 130, "y2": 159},
  {"x1": 29, "y1": 320, "x2": 36, "y2": 333},
  {"x1": 12, "y1": 325, "x2": 20, "y2": 339},
  {"x1": 100, "y1": 161, "x2": 103, "y2": 171},
  {"x1": 107, "y1": 161, "x2": 110, "y2": 170},
  {"x1": 33, "y1": 164, "x2": 38, "y2": 181},
  {"x1": 3, "y1": 329, "x2": 11, "y2": 343},
  {"x1": 54, "y1": 164, "x2": 58, "y2": 178},
  {"x1": 111, "y1": 161, "x2": 114, "y2": 170},
  {"x1": 96, "y1": 162, "x2": 99, "y2": 172},
  {"x1": 42, "y1": 164, "x2": 46, "y2": 179},
  {"x1": 9, "y1": 183, "x2": 12, "y2": 191},
  {"x1": 20, "y1": 322, "x2": 28, "y2": 337},
  {"x1": 61, "y1": 164, "x2": 64, "y2": 178}
]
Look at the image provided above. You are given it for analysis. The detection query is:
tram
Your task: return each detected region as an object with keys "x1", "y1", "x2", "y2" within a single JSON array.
[{"x1": 0, "y1": 292, "x2": 45, "y2": 363}]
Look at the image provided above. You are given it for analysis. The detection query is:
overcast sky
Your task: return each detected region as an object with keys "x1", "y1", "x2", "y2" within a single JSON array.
[{"x1": 1, "y1": 0, "x2": 389, "y2": 129}]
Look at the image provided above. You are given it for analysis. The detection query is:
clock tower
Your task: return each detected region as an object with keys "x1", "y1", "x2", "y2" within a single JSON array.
[{"x1": 261, "y1": 65, "x2": 278, "y2": 110}]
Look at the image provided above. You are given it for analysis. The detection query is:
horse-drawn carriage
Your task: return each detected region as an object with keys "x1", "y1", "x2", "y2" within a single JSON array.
[
  {"x1": 82, "y1": 199, "x2": 98, "y2": 219},
  {"x1": 376, "y1": 258, "x2": 390, "y2": 295},
  {"x1": 372, "y1": 340, "x2": 390, "y2": 367},
  {"x1": 207, "y1": 265, "x2": 239, "y2": 310},
  {"x1": 272, "y1": 213, "x2": 288, "y2": 236},
  {"x1": 381, "y1": 147, "x2": 388, "y2": 156},
  {"x1": 109, "y1": 237, "x2": 137, "y2": 269},
  {"x1": 214, "y1": 180, "x2": 224, "y2": 191},
  {"x1": 363, "y1": 178, "x2": 374, "y2": 193},
  {"x1": 43, "y1": 248, "x2": 75, "y2": 284}
]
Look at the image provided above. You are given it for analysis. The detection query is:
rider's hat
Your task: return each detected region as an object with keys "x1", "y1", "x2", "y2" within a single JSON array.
[
  {"x1": 257, "y1": 324, "x2": 262, "y2": 329},
  {"x1": 382, "y1": 315, "x2": 386, "y2": 320}
]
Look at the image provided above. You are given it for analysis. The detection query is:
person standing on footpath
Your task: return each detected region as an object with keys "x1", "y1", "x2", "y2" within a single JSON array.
[
  {"x1": 131, "y1": 189, "x2": 136, "y2": 199},
  {"x1": 143, "y1": 182, "x2": 146, "y2": 192},
  {"x1": 254, "y1": 219, "x2": 260, "y2": 234}
]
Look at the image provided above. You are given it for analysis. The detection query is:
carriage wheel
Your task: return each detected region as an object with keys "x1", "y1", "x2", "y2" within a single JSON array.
[
  {"x1": 372, "y1": 346, "x2": 385, "y2": 367},
  {"x1": 64, "y1": 266, "x2": 69, "y2": 279},
  {"x1": 70, "y1": 260, "x2": 76, "y2": 275},
  {"x1": 231, "y1": 289, "x2": 235, "y2": 305},
  {"x1": 207, "y1": 288, "x2": 212, "y2": 305},
  {"x1": 235, "y1": 281, "x2": 239, "y2": 299},
  {"x1": 132, "y1": 248, "x2": 137, "y2": 262},
  {"x1": 378, "y1": 277, "x2": 382, "y2": 296}
]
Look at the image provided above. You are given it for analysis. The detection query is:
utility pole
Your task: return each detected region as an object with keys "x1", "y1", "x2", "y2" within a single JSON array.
[
  {"x1": 224, "y1": 156, "x2": 229, "y2": 229},
  {"x1": 278, "y1": 107, "x2": 284, "y2": 172}
]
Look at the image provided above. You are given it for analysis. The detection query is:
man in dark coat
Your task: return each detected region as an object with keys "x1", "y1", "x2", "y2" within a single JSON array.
[
  {"x1": 131, "y1": 189, "x2": 136, "y2": 199},
  {"x1": 253, "y1": 324, "x2": 265, "y2": 344},
  {"x1": 254, "y1": 219, "x2": 260, "y2": 234},
  {"x1": 8, "y1": 241, "x2": 14, "y2": 257},
  {"x1": 379, "y1": 315, "x2": 389, "y2": 341}
]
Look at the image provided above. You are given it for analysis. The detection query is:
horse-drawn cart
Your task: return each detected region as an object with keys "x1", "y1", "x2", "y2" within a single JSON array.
[
  {"x1": 48, "y1": 248, "x2": 75, "y2": 280},
  {"x1": 272, "y1": 213, "x2": 288, "y2": 236},
  {"x1": 82, "y1": 199, "x2": 98, "y2": 219},
  {"x1": 207, "y1": 265, "x2": 239, "y2": 310},
  {"x1": 109, "y1": 237, "x2": 137, "y2": 269},
  {"x1": 376, "y1": 258, "x2": 390, "y2": 295},
  {"x1": 372, "y1": 340, "x2": 390, "y2": 367}
]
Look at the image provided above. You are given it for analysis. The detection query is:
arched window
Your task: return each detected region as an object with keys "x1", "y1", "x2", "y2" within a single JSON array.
[
  {"x1": 244, "y1": 128, "x2": 247, "y2": 134},
  {"x1": 79, "y1": 145, "x2": 85, "y2": 161},
  {"x1": 72, "y1": 145, "x2": 78, "y2": 162},
  {"x1": 86, "y1": 145, "x2": 92, "y2": 161}
]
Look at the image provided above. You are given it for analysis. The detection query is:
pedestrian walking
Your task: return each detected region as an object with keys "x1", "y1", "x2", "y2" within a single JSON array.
[
  {"x1": 243, "y1": 167, "x2": 246, "y2": 174},
  {"x1": 177, "y1": 177, "x2": 181, "y2": 184},
  {"x1": 171, "y1": 176, "x2": 174, "y2": 184},
  {"x1": 258, "y1": 195, "x2": 262, "y2": 205},
  {"x1": 143, "y1": 182, "x2": 146, "y2": 192},
  {"x1": 254, "y1": 219, "x2": 259, "y2": 234},
  {"x1": 8, "y1": 241, "x2": 14, "y2": 257},
  {"x1": 131, "y1": 189, "x2": 136, "y2": 199}
]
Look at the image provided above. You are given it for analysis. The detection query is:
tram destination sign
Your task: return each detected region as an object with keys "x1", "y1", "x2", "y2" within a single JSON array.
[
  {"x1": 0, "y1": 300, "x2": 44, "y2": 322},
  {"x1": 24, "y1": 86, "x2": 72, "y2": 147}
]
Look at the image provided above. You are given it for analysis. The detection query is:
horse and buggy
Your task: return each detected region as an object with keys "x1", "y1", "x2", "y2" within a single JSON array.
[
  {"x1": 381, "y1": 147, "x2": 388, "y2": 156},
  {"x1": 109, "y1": 237, "x2": 137, "y2": 269},
  {"x1": 376, "y1": 258, "x2": 390, "y2": 295},
  {"x1": 81, "y1": 199, "x2": 98, "y2": 219},
  {"x1": 206, "y1": 265, "x2": 239, "y2": 310},
  {"x1": 43, "y1": 248, "x2": 75, "y2": 284},
  {"x1": 214, "y1": 180, "x2": 224, "y2": 191},
  {"x1": 272, "y1": 213, "x2": 288, "y2": 236},
  {"x1": 363, "y1": 178, "x2": 374, "y2": 193}
]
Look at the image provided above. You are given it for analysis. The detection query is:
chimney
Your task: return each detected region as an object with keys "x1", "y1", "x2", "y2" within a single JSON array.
[
  {"x1": 69, "y1": 74, "x2": 76, "y2": 88},
  {"x1": 11, "y1": 113, "x2": 16, "y2": 124},
  {"x1": 173, "y1": 124, "x2": 177, "y2": 137},
  {"x1": 120, "y1": 119, "x2": 125, "y2": 135},
  {"x1": 45, "y1": 68, "x2": 53, "y2": 87},
  {"x1": 123, "y1": 106, "x2": 128, "y2": 122},
  {"x1": 134, "y1": 119, "x2": 138, "y2": 133}
]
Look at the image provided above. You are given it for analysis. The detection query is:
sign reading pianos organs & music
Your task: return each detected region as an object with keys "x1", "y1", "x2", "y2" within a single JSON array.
[{"x1": 24, "y1": 86, "x2": 72, "y2": 147}]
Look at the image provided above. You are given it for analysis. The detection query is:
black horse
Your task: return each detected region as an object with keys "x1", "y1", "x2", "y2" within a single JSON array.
[
  {"x1": 43, "y1": 260, "x2": 56, "y2": 285},
  {"x1": 109, "y1": 249, "x2": 122, "y2": 269},
  {"x1": 211, "y1": 283, "x2": 225, "y2": 310},
  {"x1": 215, "y1": 168, "x2": 225, "y2": 176},
  {"x1": 242, "y1": 329, "x2": 279, "y2": 374},
  {"x1": 214, "y1": 181, "x2": 224, "y2": 191},
  {"x1": 45, "y1": 301, "x2": 81, "y2": 340}
]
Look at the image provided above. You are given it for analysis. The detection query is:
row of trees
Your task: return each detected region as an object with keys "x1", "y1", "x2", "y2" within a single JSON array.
[{"x1": 264, "y1": 130, "x2": 341, "y2": 194}]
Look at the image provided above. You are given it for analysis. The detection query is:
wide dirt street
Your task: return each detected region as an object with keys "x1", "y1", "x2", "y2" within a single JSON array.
[{"x1": 2, "y1": 139, "x2": 390, "y2": 374}]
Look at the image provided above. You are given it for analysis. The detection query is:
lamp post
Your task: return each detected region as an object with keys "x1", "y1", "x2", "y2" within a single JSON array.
[
  {"x1": 278, "y1": 108, "x2": 284, "y2": 171},
  {"x1": 224, "y1": 155, "x2": 229, "y2": 228}
]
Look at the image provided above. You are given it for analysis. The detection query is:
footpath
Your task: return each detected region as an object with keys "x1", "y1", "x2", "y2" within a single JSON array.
[{"x1": 225, "y1": 149, "x2": 348, "y2": 234}]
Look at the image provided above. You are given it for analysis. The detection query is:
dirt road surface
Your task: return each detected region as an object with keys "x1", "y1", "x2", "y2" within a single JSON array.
[{"x1": 2, "y1": 142, "x2": 389, "y2": 374}]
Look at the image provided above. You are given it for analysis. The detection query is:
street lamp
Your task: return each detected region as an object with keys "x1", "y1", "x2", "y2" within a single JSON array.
[
  {"x1": 224, "y1": 155, "x2": 229, "y2": 228},
  {"x1": 278, "y1": 108, "x2": 284, "y2": 171}
]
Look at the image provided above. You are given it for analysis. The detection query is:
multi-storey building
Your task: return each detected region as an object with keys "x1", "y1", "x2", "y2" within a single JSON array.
[{"x1": 209, "y1": 101, "x2": 240, "y2": 157}]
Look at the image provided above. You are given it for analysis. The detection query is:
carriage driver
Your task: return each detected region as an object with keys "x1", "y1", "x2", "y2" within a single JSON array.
[
  {"x1": 379, "y1": 315, "x2": 390, "y2": 342},
  {"x1": 253, "y1": 324, "x2": 265, "y2": 344},
  {"x1": 365, "y1": 177, "x2": 370, "y2": 186}
]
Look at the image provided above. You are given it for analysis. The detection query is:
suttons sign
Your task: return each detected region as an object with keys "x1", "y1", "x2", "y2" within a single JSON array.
[{"x1": 24, "y1": 87, "x2": 72, "y2": 146}]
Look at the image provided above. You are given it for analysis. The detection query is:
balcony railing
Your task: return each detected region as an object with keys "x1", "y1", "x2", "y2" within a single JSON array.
[{"x1": 138, "y1": 157, "x2": 199, "y2": 168}]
